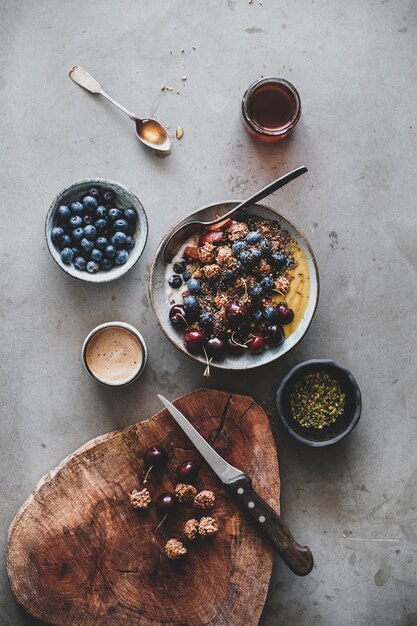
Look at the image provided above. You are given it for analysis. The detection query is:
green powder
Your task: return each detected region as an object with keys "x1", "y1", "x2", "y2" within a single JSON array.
[{"x1": 290, "y1": 371, "x2": 346, "y2": 429}]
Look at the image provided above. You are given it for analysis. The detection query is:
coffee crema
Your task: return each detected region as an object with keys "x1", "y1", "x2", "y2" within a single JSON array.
[{"x1": 85, "y1": 326, "x2": 143, "y2": 385}]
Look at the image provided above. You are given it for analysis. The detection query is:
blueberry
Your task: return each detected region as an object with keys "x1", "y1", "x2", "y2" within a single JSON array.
[
  {"x1": 222, "y1": 269, "x2": 235, "y2": 285},
  {"x1": 286, "y1": 256, "x2": 296, "y2": 268},
  {"x1": 59, "y1": 234, "x2": 72, "y2": 249},
  {"x1": 200, "y1": 311, "x2": 214, "y2": 332},
  {"x1": 96, "y1": 236, "x2": 108, "y2": 250},
  {"x1": 115, "y1": 249, "x2": 129, "y2": 265},
  {"x1": 86, "y1": 260, "x2": 99, "y2": 274},
  {"x1": 183, "y1": 295, "x2": 200, "y2": 320},
  {"x1": 259, "y1": 238, "x2": 272, "y2": 254},
  {"x1": 126, "y1": 235, "x2": 135, "y2": 250},
  {"x1": 96, "y1": 205, "x2": 107, "y2": 219},
  {"x1": 88, "y1": 187, "x2": 101, "y2": 199},
  {"x1": 169, "y1": 275, "x2": 183, "y2": 289},
  {"x1": 108, "y1": 208, "x2": 122, "y2": 221},
  {"x1": 260, "y1": 276, "x2": 274, "y2": 291},
  {"x1": 250, "y1": 308, "x2": 264, "y2": 323},
  {"x1": 239, "y1": 250, "x2": 252, "y2": 267},
  {"x1": 231, "y1": 241, "x2": 247, "y2": 255},
  {"x1": 71, "y1": 246, "x2": 80, "y2": 256},
  {"x1": 246, "y1": 231, "x2": 262, "y2": 244},
  {"x1": 105, "y1": 244, "x2": 116, "y2": 259},
  {"x1": 90, "y1": 248, "x2": 103, "y2": 262},
  {"x1": 124, "y1": 208, "x2": 138, "y2": 222},
  {"x1": 250, "y1": 284, "x2": 263, "y2": 300},
  {"x1": 83, "y1": 225, "x2": 97, "y2": 240},
  {"x1": 51, "y1": 226, "x2": 64, "y2": 242},
  {"x1": 173, "y1": 260, "x2": 187, "y2": 274},
  {"x1": 249, "y1": 248, "x2": 262, "y2": 264},
  {"x1": 271, "y1": 252, "x2": 287, "y2": 268},
  {"x1": 94, "y1": 218, "x2": 107, "y2": 232},
  {"x1": 72, "y1": 227, "x2": 84, "y2": 241},
  {"x1": 70, "y1": 201, "x2": 84, "y2": 215},
  {"x1": 264, "y1": 306, "x2": 279, "y2": 322},
  {"x1": 57, "y1": 205, "x2": 71, "y2": 221},
  {"x1": 83, "y1": 214, "x2": 94, "y2": 225},
  {"x1": 82, "y1": 195, "x2": 98, "y2": 210},
  {"x1": 188, "y1": 278, "x2": 202, "y2": 294},
  {"x1": 60, "y1": 247, "x2": 74, "y2": 265},
  {"x1": 111, "y1": 231, "x2": 127, "y2": 247},
  {"x1": 113, "y1": 218, "x2": 129, "y2": 232},
  {"x1": 74, "y1": 256, "x2": 87, "y2": 271},
  {"x1": 70, "y1": 215, "x2": 83, "y2": 229},
  {"x1": 80, "y1": 238, "x2": 94, "y2": 253},
  {"x1": 100, "y1": 258, "x2": 114, "y2": 271},
  {"x1": 103, "y1": 191, "x2": 114, "y2": 204},
  {"x1": 183, "y1": 271, "x2": 192, "y2": 282}
]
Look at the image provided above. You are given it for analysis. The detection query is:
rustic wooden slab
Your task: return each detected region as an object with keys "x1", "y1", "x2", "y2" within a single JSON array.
[{"x1": 7, "y1": 389, "x2": 280, "y2": 626}]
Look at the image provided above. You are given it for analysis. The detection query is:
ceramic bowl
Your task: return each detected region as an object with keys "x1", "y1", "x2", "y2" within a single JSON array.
[
  {"x1": 149, "y1": 201, "x2": 319, "y2": 371},
  {"x1": 276, "y1": 359, "x2": 362, "y2": 446},
  {"x1": 45, "y1": 178, "x2": 148, "y2": 283}
]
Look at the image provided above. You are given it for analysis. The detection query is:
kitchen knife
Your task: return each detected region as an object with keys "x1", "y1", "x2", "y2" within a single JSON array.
[{"x1": 158, "y1": 394, "x2": 313, "y2": 576}]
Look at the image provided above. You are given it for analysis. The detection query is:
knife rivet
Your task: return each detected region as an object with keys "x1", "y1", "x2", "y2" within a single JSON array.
[
  {"x1": 237, "y1": 488, "x2": 244, "y2": 495},
  {"x1": 259, "y1": 515, "x2": 266, "y2": 523},
  {"x1": 248, "y1": 501, "x2": 255, "y2": 508}
]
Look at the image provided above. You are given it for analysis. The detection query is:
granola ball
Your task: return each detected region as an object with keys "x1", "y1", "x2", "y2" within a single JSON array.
[
  {"x1": 198, "y1": 242, "x2": 216, "y2": 264},
  {"x1": 194, "y1": 490, "x2": 216, "y2": 510},
  {"x1": 216, "y1": 245, "x2": 235, "y2": 268},
  {"x1": 203, "y1": 264, "x2": 222, "y2": 280},
  {"x1": 175, "y1": 482, "x2": 197, "y2": 503},
  {"x1": 129, "y1": 488, "x2": 151, "y2": 510},
  {"x1": 183, "y1": 518, "x2": 199, "y2": 540},
  {"x1": 274, "y1": 275, "x2": 290, "y2": 294},
  {"x1": 198, "y1": 516, "x2": 219, "y2": 537},
  {"x1": 227, "y1": 221, "x2": 249, "y2": 241},
  {"x1": 164, "y1": 538, "x2": 187, "y2": 560}
]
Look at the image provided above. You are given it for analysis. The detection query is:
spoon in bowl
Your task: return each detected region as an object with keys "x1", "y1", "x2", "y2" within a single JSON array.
[
  {"x1": 69, "y1": 65, "x2": 171, "y2": 154},
  {"x1": 162, "y1": 166, "x2": 307, "y2": 262}
]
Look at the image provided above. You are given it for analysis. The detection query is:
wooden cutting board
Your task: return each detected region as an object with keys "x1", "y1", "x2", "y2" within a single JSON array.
[{"x1": 7, "y1": 389, "x2": 280, "y2": 626}]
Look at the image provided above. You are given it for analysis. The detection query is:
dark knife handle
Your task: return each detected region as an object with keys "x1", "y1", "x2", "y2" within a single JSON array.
[{"x1": 228, "y1": 474, "x2": 313, "y2": 576}]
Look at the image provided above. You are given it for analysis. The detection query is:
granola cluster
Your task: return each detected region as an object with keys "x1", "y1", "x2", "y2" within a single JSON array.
[
  {"x1": 164, "y1": 538, "x2": 187, "y2": 560},
  {"x1": 175, "y1": 482, "x2": 198, "y2": 503},
  {"x1": 129, "y1": 488, "x2": 152, "y2": 510},
  {"x1": 193, "y1": 489, "x2": 216, "y2": 510}
]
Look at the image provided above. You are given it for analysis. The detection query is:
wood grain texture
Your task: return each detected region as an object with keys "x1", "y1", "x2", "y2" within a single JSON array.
[{"x1": 7, "y1": 389, "x2": 280, "y2": 626}]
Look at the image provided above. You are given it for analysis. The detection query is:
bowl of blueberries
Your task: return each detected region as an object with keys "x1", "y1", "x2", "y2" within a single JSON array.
[{"x1": 45, "y1": 178, "x2": 148, "y2": 282}]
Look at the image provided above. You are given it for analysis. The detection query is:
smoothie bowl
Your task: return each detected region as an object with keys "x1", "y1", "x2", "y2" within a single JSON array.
[{"x1": 149, "y1": 202, "x2": 319, "y2": 371}]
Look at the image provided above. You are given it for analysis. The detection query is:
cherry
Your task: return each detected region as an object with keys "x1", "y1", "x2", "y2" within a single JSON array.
[
  {"x1": 143, "y1": 445, "x2": 168, "y2": 470},
  {"x1": 176, "y1": 460, "x2": 200, "y2": 482},
  {"x1": 248, "y1": 333, "x2": 264, "y2": 354},
  {"x1": 169, "y1": 305, "x2": 188, "y2": 329},
  {"x1": 226, "y1": 337, "x2": 245, "y2": 355},
  {"x1": 264, "y1": 324, "x2": 285, "y2": 346},
  {"x1": 205, "y1": 337, "x2": 225, "y2": 359},
  {"x1": 225, "y1": 302, "x2": 248, "y2": 328},
  {"x1": 276, "y1": 303, "x2": 294, "y2": 325},
  {"x1": 184, "y1": 329, "x2": 204, "y2": 354},
  {"x1": 156, "y1": 492, "x2": 177, "y2": 515},
  {"x1": 198, "y1": 230, "x2": 224, "y2": 247}
]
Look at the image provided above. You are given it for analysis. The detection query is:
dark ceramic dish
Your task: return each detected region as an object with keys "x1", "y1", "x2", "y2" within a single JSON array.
[{"x1": 276, "y1": 359, "x2": 361, "y2": 447}]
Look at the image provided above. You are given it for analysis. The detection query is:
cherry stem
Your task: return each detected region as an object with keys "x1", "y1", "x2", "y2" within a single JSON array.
[
  {"x1": 154, "y1": 513, "x2": 167, "y2": 534},
  {"x1": 202, "y1": 346, "x2": 212, "y2": 378},
  {"x1": 230, "y1": 332, "x2": 250, "y2": 349},
  {"x1": 143, "y1": 465, "x2": 153, "y2": 484},
  {"x1": 178, "y1": 313, "x2": 190, "y2": 328}
]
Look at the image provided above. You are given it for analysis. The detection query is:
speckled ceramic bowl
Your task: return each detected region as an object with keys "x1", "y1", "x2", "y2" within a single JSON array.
[
  {"x1": 45, "y1": 178, "x2": 148, "y2": 283},
  {"x1": 149, "y1": 201, "x2": 319, "y2": 371}
]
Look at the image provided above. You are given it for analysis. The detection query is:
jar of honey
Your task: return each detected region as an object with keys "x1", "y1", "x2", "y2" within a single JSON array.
[{"x1": 241, "y1": 77, "x2": 301, "y2": 142}]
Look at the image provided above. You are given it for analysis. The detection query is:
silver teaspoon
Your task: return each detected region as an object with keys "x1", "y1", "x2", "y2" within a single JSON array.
[
  {"x1": 162, "y1": 166, "x2": 307, "y2": 262},
  {"x1": 69, "y1": 65, "x2": 172, "y2": 154}
]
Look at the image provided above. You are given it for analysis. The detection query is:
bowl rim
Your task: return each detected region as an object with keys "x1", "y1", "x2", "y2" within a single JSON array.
[
  {"x1": 45, "y1": 177, "x2": 149, "y2": 284},
  {"x1": 148, "y1": 200, "x2": 320, "y2": 371},
  {"x1": 276, "y1": 358, "x2": 362, "y2": 447}
]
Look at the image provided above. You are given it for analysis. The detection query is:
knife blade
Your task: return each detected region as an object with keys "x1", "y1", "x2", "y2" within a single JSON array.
[{"x1": 158, "y1": 394, "x2": 314, "y2": 576}]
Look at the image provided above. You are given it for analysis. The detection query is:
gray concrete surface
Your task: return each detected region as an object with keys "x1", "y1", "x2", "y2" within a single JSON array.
[{"x1": 1, "y1": 1, "x2": 416, "y2": 624}]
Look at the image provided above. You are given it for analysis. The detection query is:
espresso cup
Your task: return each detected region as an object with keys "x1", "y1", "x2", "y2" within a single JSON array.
[{"x1": 82, "y1": 321, "x2": 147, "y2": 386}]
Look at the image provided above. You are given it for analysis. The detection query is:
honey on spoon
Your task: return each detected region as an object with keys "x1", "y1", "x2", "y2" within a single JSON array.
[{"x1": 69, "y1": 65, "x2": 171, "y2": 154}]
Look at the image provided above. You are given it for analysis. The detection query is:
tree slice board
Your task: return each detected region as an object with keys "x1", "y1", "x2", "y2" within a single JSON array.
[{"x1": 7, "y1": 389, "x2": 280, "y2": 626}]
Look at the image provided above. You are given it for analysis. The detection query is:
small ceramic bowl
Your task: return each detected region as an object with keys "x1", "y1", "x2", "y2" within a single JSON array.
[
  {"x1": 149, "y1": 201, "x2": 319, "y2": 371},
  {"x1": 276, "y1": 359, "x2": 362, "y2": 447},
  {"x1": 45, "y1": 178, "x2": 148, "y2": 283}
]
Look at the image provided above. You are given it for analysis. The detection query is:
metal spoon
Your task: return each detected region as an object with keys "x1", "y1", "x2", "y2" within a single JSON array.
[
  {"x1": 162, "y1": 165, "x2": 308, "y2": 262},
  {"x1": 69, "y1": 65, "x2": 172, "y2": 154}
]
